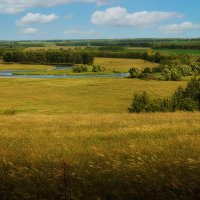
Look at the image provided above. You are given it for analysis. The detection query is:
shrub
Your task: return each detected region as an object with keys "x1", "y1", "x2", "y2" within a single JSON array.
[
  {"x1": 139, "y1": 73, "x2": 157, "y2": 80},
  {"x1": 192, "y1": 65, "x2": 200, "y2": 74},
  {"x1": 171, "y1": 68, "x2": 182, "y2": 81},
  {"x1": 73, "y1": 65, "x2": 88, "y2": 73},
  {"x1": 178, "y1": 65, "x2": 192, "y2": 76},
  {"x1": 128, "y1": 92, "x2": 150, "y2": 113},
  {"x1": 162, "y1": 68, "x2": 172, "y2": 81},
  {"x1": 152, "y1": 65, "x2": 167, "y2": 73},
  {"x1": 92, "y1": 64, "x2": 105, "y2": 72},
  {"x1": 129, "y1": 67, "x2": 141, "y2": 78},
  {"x1": 143, "y1": 67, "x2": 152, "y2": 74},
  {"x1": 184, "y1": 77, "x2": 200, "y2": 108},
  {"x1": 180, "y1": 97, "x2": 199, "y2": 111}
]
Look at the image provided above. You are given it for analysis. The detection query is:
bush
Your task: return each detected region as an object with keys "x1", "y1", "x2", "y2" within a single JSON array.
[
  {"x1": 178, "y1": 65, "x2": 192, "y2": 76},
  {"x1": 180, "y1": 97, "x2": 199, "y2": 111},
  {"x1": 129, "y1": 67, "x2": 141, "y2": 78},
  {"x1": 92, "y1": 64, "x2": 105, "y2": 72},
  {"x1": 171, "y1": 68, "x2": 182, "y2": 81},
  {"x1": 184, "y1": 77, "x2": 200, "y2": 108},
  {"x1": 192, "y1": 65, "x2": 200, "y2": 74},
  {"x1": 139, "y1": 73, "x2": 158, "y2": 80},
  {"x1": 162, "y1": 68, "x2": 172, "y2": 81},
  {"x1": 73, "y1": 65, "x2": 88, "y2": 73},
  {"x1": 128, "y1": 92, "x2": 150, "y2": 113},
  {"x1": 143, "y1": 67, "x2": 152, "y2": 74}
]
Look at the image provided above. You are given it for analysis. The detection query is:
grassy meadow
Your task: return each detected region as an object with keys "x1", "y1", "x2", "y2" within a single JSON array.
[
  {"x1": 0, "y1": 61, "x2": 199, "y2": 199},
  {"x1": 0, "y1": 78, "x2": 186, "y2": 114},
  {"x1": 1, "y1": 112, "x2": 200, "y2": 199},
  {"x1": 94, "y1": 57, "x2": 158, "y2": 71},
  {"x1": 0, "y1": 63, "x2": 53, "y2": 71}
]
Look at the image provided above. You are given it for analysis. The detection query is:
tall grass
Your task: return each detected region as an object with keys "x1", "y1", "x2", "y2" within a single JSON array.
[
  {"x1": 0, "y1": 112, "x2": 200, "y2": 199},
  {"x1": 0, "y1": 78, "x2": 186, "y2": 114}
]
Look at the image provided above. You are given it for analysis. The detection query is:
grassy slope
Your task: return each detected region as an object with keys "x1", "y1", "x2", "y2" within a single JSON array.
[
  {"x1": 0, "y1": 78, "x2": 186, "y2": 114},
  {"x1": 1, "y1": 112, "x2": 200, "y2": 199}
]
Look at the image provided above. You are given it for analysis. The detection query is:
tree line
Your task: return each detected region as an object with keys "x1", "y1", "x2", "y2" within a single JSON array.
[{"x1": 2, "y1": 50, "x2": 94, "y2": 65}]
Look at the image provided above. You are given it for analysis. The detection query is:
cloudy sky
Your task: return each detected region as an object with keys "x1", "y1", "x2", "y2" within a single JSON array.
[{"x1": 0, "y1": 0, "x2": 200, "y2": 40}]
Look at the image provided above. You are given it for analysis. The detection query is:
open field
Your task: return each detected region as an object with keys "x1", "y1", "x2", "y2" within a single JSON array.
[
  {"x1": 1, "y1": 112, "x2": 200, "y2": 199},
  {"x1": 0, "y1": 78, "x2": 186, "y2": 114},
  {"x1": 0, "y1": 64, "x2": 53, "y2": 71},
  {"x1": 94, "y1": 58, "x2": 159, "y2": 71}
]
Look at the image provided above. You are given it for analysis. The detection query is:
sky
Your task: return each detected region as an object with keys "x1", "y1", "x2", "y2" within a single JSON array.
[{"x1": 0, "y1": 0, "x2": 200, "y2": 40}]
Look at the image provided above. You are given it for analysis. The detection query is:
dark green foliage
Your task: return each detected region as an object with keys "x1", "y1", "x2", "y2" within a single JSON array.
[
  {"x1": 3, "y1": 50, "x2": 94, "y2": 65},
  {"x1": 92, "y1": 64, "x2": 105, "y2": 72},
  {"x1": 139, "y1": 73, "x2": 158, "y2": 80},
  {"x1": 178, "y1": 65, "x2": 193, "y2": 76},
  {"x1": 82, "y1": 52, "x2": 94, "y2": 65},
  {"x1": 73, "y1": 65, "x2": 88, "y2": 73},
  {"x1": 143, "y1": 67, "x2": 152, "y2": 73},
  {"x1": 184, "y1": 77, "x2": 200, "y2": 108},
  {"x1": 129, "y1": 78, "x2": 200, "y2": 113},
  {"x1": 179, "y1": 97, "x2": 198, "y2": 111},
  {"x1": 129, "y1": 67, "x2": 141, "y2": 78},
  {"x1": 162, "y1": 68, "x2": 172, "y2": 81},
  {"x1": 171, "y1": 68, "x2": 182, "y2": 81},
  {"x1": 128, "y1": 92, "x2": 150, "y2": 113}
]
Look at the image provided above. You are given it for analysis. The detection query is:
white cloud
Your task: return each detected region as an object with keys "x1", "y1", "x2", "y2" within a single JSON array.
[
  {"x1": 16, "y1": 13, "x2": 58, "y2": 26},
  {"x1": 91, "y1": 7, "x2": 183, "y2": 27},
  {"x1": 64, "y1": 29, "x2": 96, "y2": 35},
  {"x1": 0, "y1": 0, "x2": 110, "y2": 14},
  {"x1": 159, "y1": 22, "x2": 200, "y2": 34},
  {"x1": 21, "y1": 28, "x2": 40, "y2": 34}
]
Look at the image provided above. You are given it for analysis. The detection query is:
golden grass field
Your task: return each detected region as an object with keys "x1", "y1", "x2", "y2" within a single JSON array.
[
  {"x1": 94, "y1": 57, "x2": 159, "y2": 72},
  {"x1": 0, "y1": 78, "x2": 186, "y2": 114},
  {"x1": 0, "y1": 63, "x2": 53, "y2": 70},
  {"x1": 0, "y1": 61, "x2": 199, "y2": 199},
  {"x1": 1, "y1": 112, "x2": 200, "y2": 199}
]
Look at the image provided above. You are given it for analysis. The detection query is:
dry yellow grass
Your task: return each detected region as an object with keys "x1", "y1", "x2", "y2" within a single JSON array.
[
  {"x1": 0, "y1": 78, "x2": 186, "y2": 114},
  {"x1": 0, "y1": 112, "x2": 200, "y2": 199},
  {"x1": 0, "y1": 63, "x2": 53, "y2": 70},
  {"x1": 94, "y1": 57, "x2": 159, "y2": 72}
]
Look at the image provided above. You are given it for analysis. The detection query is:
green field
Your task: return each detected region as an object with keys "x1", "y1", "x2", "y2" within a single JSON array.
[{"x1": 0, "y1": 78, "x2": 186, "y2": 114}]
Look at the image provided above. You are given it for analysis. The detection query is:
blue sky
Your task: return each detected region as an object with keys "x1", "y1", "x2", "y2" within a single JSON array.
[{"x1": 0, "y1": 0, "x2": 200, "y2": 40}]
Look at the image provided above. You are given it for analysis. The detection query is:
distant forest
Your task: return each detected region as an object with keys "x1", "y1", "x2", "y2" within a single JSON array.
[{"x1": 1, "y1": 38, "x2": 200, "y2": 50}]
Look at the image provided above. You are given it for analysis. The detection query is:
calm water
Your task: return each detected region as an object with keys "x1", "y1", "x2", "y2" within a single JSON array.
[{"x1": 0, "y1": 66, "x2": 129, "y2": 79}]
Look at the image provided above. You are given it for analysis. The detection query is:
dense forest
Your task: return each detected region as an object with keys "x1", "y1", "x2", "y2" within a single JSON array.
[{"x1": 2, "y1": 50, "x2": 94, "y2": 65}]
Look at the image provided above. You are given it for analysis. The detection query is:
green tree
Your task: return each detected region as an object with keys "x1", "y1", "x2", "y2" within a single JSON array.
[
  {"x1": 162, "y1": 68, "x2": 172, "y2": 81},
  {"x1": 129, "y1": 67, "x2": 141, "y2": 78}
]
